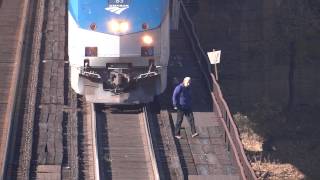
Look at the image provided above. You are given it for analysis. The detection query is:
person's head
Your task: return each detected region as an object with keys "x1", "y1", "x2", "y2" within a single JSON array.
[{"x1": 183, "y1": 77, "x2": 191, "y2": 87}]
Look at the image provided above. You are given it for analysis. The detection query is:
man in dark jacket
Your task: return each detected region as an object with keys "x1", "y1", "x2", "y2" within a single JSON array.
[{"x1": 172, "y1": 77, "x2": 198, "y2": 139}]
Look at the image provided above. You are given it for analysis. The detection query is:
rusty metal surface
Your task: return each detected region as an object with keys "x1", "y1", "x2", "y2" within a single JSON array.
[
  {"x1": 95, "y1": 105, "x2": 156, "y2": 180},
  {"x1": 179, "y1": 1, "x2": 257, "y2": 180},
  {"x1": 0, "y1": 0, "x2": 31, "y2": 177}
]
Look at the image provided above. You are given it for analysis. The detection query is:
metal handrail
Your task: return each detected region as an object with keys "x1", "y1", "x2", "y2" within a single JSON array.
[{"x1": 179, "y1": 2, "x2": 257, "y2": 179}]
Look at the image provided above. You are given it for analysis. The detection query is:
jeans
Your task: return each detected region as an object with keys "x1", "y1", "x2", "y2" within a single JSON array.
[{"x1": 174, "y1": 108, "x2": 196, "y2": 136}]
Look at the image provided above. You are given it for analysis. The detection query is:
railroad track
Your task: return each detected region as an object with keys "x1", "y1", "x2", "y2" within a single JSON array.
[
  {"x1": 2, "y1": 0, "x2": 44, "y2": 178},
  {"x1": 78, "y1": 102, "x2": 184, "y2": 180},
  {"x1": 4, "y1": 0, "x2": 80, "y2": 179},
  {"x1": 94, "y1": 104, "x2": 159, "y2": 180},
  {"x1": 0, "y1": 0, "x2": 35, "y2": 177}
]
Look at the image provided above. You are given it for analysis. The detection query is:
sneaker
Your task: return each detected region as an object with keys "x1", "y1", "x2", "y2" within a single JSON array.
[
  {"x1": 192, "y1": 133, "x2": 199, "y2": 138},
  {"x1": 175, "y1": 135, "x2": 182, "y2": 139}
]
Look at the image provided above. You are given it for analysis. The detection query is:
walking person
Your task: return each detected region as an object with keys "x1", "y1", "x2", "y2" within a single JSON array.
[{"x1": 172, "y1": 77, "x2": 198, "y2": 139}]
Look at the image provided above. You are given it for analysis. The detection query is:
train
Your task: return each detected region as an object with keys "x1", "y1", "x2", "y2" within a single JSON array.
[{"x1": 68, "y1": 0, "x2": 170, "y2": 104}]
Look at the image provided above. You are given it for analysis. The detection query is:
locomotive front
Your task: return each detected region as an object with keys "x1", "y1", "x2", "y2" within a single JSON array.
[{"x1": 68, "y1": 0, "x2": 169, "y2": 103}]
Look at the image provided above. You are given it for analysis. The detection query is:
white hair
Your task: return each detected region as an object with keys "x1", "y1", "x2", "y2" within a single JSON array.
[
  {"x1": 183, "y1": 77, "x2": 191, "y2": 87},
  {"x1": 183, "y1": 77, "x2": 191, "y2": 83}
]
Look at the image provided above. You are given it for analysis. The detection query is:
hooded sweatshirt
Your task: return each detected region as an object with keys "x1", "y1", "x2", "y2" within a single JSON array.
[{"x1": 172, "y1": 83, "x2": 192, "y2": 110}]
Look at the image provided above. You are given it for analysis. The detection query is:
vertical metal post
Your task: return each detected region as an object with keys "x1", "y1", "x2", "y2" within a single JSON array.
[
  {"x1": 226, "y1": 111, "x2": 230, "y2": 131},
  {"x1": 215, "y1": 64, "x2": 218, "y2": 81},
  {"x1": 226, "y1": 111, "x2": 230, "y2": 151},
  {"x1": 225, "y1": 111, "x2": 228, "y2": 123},
  {"x1": 224, "y1": 131, "x2": 227, "y2": 143}
]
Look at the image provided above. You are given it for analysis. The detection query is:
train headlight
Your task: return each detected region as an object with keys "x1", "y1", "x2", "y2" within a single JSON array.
[
  {"x1": 109, "y1": 20, "x2": 120, "y2": 32},
  {"x1": 142, "y1": 35, "x2": 153, "y2": 45},
  {"x1": 108, "y1": 20, "x2": 129, "y2": 33},
  {"x1": 120, "y1": 22, "x2": 129, "y2": 32}
]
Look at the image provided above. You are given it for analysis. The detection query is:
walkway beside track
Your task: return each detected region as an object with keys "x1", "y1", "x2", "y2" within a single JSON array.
[
  {"x1": 0, "y1": 0, "x2": 30, "y2": 177},
  {"x1": 172, "y1": 112, "x2": 239, "y2": 180},
  {"x1": 168, "y1": 0, "x2": 257, "y2": 180},
  {"x1": 157, "y1": 27, "x2": 239, "y2": 179}
]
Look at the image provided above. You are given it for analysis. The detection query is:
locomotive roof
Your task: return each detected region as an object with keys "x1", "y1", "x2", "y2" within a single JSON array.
[{"x1": 69, "y1": 0, "x2": 169, "y2": 35}]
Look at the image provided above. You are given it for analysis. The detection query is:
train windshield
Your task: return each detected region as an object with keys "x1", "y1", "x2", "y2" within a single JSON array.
[{"x1": 70, "y1": 0, "x2": 169, "y2": 35}]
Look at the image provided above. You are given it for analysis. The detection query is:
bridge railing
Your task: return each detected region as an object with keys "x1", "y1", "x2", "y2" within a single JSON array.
[{"x1": 179, "y1": 2, "x2": 257, "y2": 180}]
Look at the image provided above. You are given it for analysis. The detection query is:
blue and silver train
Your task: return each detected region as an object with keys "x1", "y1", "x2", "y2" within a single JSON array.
[{"x1": 68, "y1": 0, "x2": 170, "y2": 103}]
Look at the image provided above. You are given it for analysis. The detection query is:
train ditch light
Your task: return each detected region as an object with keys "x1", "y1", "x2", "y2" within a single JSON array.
[
  {"x1": 141, "y1": 35, "x2": 154, "y2": 56},
  {"x1": 142, "y1": 35, "x2": 153, "y2": 45}
]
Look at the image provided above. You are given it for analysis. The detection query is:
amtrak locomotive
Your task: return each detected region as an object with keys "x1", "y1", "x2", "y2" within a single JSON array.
[{"x1": 68, "y1": 0, "x2": 170, "y2": 103}]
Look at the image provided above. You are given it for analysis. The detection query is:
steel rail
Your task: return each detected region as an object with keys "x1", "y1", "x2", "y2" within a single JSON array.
[
  {"x1": 142, "y1": 106, "x2": 160, "y2": 180},
  {"x1": 179, "y1": 1, "x2": 257, "y2": 179},
  {"x1": 90, "y1": 103, "x2": 101, "y2": 180}
]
